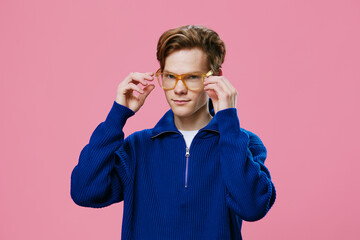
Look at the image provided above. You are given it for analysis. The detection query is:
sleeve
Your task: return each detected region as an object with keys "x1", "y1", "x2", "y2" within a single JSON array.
[
  {"x1": 215, "y1": 108, "x2": 276, "y2": 221},
  {"x1": 70, "y1": 101, "x2": 135, "y2": 208}
]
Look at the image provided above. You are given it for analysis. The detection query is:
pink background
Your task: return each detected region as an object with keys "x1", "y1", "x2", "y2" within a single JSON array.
[{"x1": 1, "y1": 0, "x2": 359, "y2": 239}]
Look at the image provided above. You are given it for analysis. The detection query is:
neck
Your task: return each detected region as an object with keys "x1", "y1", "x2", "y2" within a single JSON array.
[{"x1": 174, "y1": 104, "x2": 213, "y2": 131}]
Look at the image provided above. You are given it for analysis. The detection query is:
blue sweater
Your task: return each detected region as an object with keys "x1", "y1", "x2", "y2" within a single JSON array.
[{"x1": 71, "y1": 101, "x2": 276, "y2": 240}]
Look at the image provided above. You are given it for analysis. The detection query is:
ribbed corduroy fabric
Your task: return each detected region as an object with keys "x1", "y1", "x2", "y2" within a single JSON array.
[{"x1": 70, "y1": 101, "x2": 276, "y2": 240}]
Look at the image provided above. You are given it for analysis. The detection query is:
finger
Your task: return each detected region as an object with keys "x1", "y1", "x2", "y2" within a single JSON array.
[
  {"x1": 204, "y1": 76, "x2": 224, "y2": 87},
  {"x1": 210, "y1": 76, "x2": 236, "y2": 96},
  {"x1": 128, "y1": 73, "x2": 149, "y2": 86},
  {"x1": 127, "y1": 72, "x2": 154, "y2": 86},
  {"x1": 144, "y1": 72, "x2": 155, "y2": 78},
  {"x1": 138, "y1": 84, "x2": 155, "y2": 101},
  {"x1": 124, "y1": 83, "x2": 144, "y2": 94},
  {"x1": 218, "y1": 77, "x2": 236, "y2": 93},
  {"x1": 204, "y1": 83, "x2": 225, "y2": 99},
  {"x1": 204, "y1": 78, "x2": 231, "y2": 96},
  {"x1": 142, "y1": 72, "x2": 155, "y2": 82},
  {"x1": 204, "y1": 76, "x2": 229, "y2": 87},
  {"x1": 205, "y1": 82, "x2": 237, "y2": 109},
  {"x1": 204, "y1": 75, "x2": 219, "y2": 83},
  {"x1": 205, "y1": 89, "x2": 218, "y2": 100}
]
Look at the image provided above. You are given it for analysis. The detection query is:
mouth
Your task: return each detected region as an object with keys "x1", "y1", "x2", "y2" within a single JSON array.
[{"x1": 172, "y1": 99, "x2": 190, "y2": 105}]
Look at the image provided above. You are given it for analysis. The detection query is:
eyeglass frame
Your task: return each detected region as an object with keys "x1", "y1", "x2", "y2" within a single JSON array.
[{"x1": 155, "y1": 68, "x2": 213, "y2": 90}]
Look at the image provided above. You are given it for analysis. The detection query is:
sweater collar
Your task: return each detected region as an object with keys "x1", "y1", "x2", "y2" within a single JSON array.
[{"x1": 151, "y1": 99, "x2": 219, "y2": 138}]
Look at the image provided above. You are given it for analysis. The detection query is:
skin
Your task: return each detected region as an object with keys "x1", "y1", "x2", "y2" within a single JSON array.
[
  {"x1": 115, "y1": 72, "x2": 155, "y2": 113},
  {"x1": 162, "y1": 48, "x2": 212, "y2": 130},
  {"x1": 115, "y1": 47, "x2": 237, "y2": 130}
]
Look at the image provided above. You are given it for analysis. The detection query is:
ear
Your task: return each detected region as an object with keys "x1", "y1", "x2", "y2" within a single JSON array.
[{"x1": 218, "y1": 68, "x2": 223, "y2": 76}]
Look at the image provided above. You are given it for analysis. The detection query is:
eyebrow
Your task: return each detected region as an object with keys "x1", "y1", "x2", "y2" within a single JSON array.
[{"x1": 163, "y1": 70, "x2": 204, "y2": 74}]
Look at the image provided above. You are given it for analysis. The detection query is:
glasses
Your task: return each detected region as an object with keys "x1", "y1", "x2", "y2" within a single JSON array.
[{"x1": 155, "y1": 69, "x2": 213, "y2": 90}]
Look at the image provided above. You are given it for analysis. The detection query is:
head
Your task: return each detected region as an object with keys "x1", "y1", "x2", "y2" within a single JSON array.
[
  {"x1": 156, "y1": 25, "x2": 226, "y2": 76},
  {"x1": 156, "y1": 25, "x2": 226, "y2": 128}
]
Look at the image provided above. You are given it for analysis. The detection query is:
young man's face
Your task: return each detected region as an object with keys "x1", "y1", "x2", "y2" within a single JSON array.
[{"x1": 163, "y1": 48, "x2": 210, "y2": 120}]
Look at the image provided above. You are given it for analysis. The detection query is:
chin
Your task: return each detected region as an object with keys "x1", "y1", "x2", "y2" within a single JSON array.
[
  {"x1": 166, "y1": 95, "x2": 209, "y2": 119},
  {"x1": 171, "y1": 103, "x2": 208, "y2": 120},
  {"x1": 170, "y1": 105, "x2": 193, "y2": 118}
]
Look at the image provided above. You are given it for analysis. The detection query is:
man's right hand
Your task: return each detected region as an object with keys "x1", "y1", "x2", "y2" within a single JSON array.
[{"x1": 115, "y1": 72, "x2": 155, "y2": 112}]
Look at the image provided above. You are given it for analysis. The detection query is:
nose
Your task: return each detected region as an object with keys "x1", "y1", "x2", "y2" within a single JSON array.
[{"x1": 174, "y1": 79, "x2": 188, "y2": 95}]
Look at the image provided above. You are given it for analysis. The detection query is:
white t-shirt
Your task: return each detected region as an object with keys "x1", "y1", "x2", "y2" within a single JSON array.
[{"x1": 179, "y1": 130, "x2": 199, "y2": 148}]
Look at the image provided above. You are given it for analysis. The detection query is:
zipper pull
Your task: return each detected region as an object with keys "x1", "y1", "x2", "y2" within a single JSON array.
[{"x1": 185, "y1": 147, "x2": 190, "y2": 188}]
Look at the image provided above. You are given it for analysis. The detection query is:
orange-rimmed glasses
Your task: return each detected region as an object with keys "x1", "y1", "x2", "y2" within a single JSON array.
[{"x1": 155, "y1": 69, "x2": 213, "y2": 91}]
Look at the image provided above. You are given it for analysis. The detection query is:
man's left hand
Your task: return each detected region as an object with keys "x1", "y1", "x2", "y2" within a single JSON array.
[{"x1": 204, "y1": 76, "x2": 237, "y2": 114}]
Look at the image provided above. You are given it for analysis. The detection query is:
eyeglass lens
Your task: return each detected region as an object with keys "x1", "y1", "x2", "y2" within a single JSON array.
[{"x1": 159, "y1": 73, "x2": 203, "y2": 90}]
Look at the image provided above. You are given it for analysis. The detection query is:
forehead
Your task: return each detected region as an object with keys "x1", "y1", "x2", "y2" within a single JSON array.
[{"x1": 164, "y1": 48, "x2": 208, "y2": 74}]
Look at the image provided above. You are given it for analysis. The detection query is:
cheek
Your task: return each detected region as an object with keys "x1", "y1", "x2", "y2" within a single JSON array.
[
  {"x1": 164, "y1": 90, "x2": 171, "y2": 100},
  {"x1": 200, "y1": 91, "x2": 209, "y2": 102},
  {"x1": 162, "y1": 91, "x2": 171, "y2": 104},
  {"x1": 195, "y1": 91, "x2": 208, "y2": 105}
]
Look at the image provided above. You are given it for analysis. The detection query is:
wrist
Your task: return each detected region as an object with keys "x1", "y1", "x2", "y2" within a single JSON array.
[
  {"x1": 215, "y1": 108, "x2": 241, "y2": 133},
  {"x1": 106, "y1": 101, "x2": 135, "y2": 129}
]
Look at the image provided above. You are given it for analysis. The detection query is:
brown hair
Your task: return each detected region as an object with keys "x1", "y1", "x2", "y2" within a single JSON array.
[{"x1": 156, "y1": 25, "x2": 226, "y2": 75}]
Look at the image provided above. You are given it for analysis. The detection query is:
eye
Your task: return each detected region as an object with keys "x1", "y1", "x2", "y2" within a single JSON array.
[
  {"x1": 186, "y1": 74, "x2": 201, "y2": 80},
  {"x1": 164, "y1": 74, "x2": 175, "y2": 79}
]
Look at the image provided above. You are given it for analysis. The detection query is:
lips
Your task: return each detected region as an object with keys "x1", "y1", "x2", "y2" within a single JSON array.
[{"x1": 173, "y1": 99, "x2": 190, "y2": 105}]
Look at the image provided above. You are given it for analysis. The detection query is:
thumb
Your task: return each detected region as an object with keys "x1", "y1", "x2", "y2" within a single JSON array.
[
  {"x1": 205, "y1": 89, "x2": 218, "y2": 100},
  {"x1": 139, "y1": 84, "x2": 155, "y2": 102}
]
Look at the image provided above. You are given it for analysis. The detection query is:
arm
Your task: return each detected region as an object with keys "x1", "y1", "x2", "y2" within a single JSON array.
[
  {"x1": 70, "y1": 72, "x2": 155, "y2": 208},
  {"x1": 204, "y1": 75, "x2": 276, "y2": 221},
  {"x1": 70, "y1": 101, "x2": 135, "y2": 208},
  {"x1": 216, "y1": 108, "x2": 276, "y2": 221}
]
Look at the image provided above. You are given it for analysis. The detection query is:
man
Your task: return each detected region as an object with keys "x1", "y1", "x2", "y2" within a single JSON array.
[{"x1": 71, "y1": 25, "x2": 276, "y2": 240}]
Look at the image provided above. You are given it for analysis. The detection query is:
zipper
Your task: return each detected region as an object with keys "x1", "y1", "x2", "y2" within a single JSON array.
[
  {"x1": 185, "y1": 147, "x2": 190, "y2": 188},
  {"x1": 153, "y1": 129, "x2": 219, "y2": 189}
]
